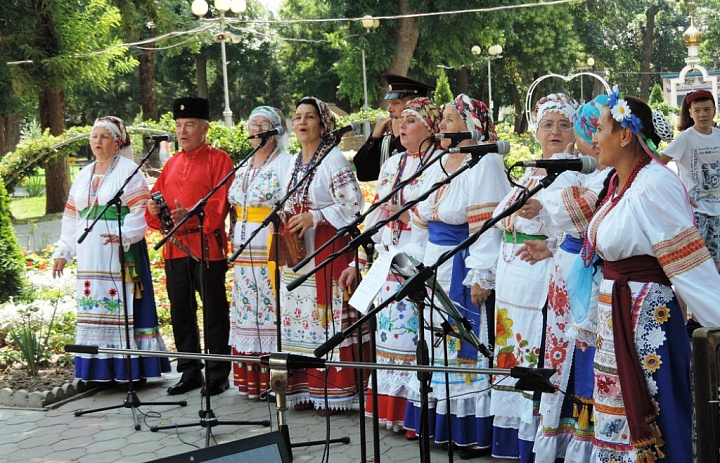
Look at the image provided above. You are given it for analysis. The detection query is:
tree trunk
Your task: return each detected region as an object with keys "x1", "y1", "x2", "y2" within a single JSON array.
[
  {"x1": 376, "y1": 0, "x2": 419, "y2": 105},
  {"x1": 196, "y1": 54, "x2": 208, "y2": 99},
  {"x1": 512, "y1": 83, "x2": 528, "y2": 134},
  {"x1": 40, "y1": 89, "x2": 70, "y2": 214},
  {"x1": 639, "y1": 5, "x2": 659, "y2": 100},
  {"x1": 457, "y1": 67, "x2": 469, "y2": 95},
  {"x1": 0, "y1": 114, "x2": 21, "y2": 157},
  {"x1": 138, "y1": 32, "x2": 161, "y2": 170},
  {"x1": 139, "y1": 50, "x2": 158, "y2": 121}
]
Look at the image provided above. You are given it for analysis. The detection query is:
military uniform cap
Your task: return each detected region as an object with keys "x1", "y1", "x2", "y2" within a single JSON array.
[
  {"x1": 382, "y1": 73, "x2": 435, "y2": 100},
  {"x1": 173, "y1": 97, "x2": 210, "y2": 120}
]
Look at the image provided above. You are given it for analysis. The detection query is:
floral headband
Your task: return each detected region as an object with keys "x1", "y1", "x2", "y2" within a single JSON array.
[
  {"x1": 608, "y1": 85, "x2": 674, "y2": 156},
  {"x1": 296, "y1": 96, "x2": 336, "y2": 136},
  {"x1": 572, "y1": 94, "x2": 608, "y2": 144},
  {"x1": 451, "y1": 94, "x2": 498, "y2": 142},
  {"x1": 401, "y1": 97, "x2": 443, "y2": 133},
  {"x1": 535, "y1": 93, "x2": 579, "y2": 127},
  {"x1": 608, "y1": 85, "x2": 642, "y2": 134},
  {"x1": 92, "y1": 116, "x2": 133, "y2": 160}
]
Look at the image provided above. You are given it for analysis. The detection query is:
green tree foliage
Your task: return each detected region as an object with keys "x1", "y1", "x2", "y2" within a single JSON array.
[
  {"x1": 1, "y1": 0, "x2": 136, "y2": 213},
  {"x1": 650, "y1": 83, "x2": 665, "y2": 105},
  {"x1": 433, "y1": 68, "x2": 454, "y2": 106},
  {"x1": 0, "y1": 181, "x2": 27, "y2": 303}
]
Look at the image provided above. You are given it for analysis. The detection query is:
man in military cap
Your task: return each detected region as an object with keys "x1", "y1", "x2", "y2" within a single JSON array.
[
  {"x1": 353, "y1": 73, "x2": 434, "y2": 181},
  {"x1": 146, "y1": 97, "x2": 234, "y2": 396}
]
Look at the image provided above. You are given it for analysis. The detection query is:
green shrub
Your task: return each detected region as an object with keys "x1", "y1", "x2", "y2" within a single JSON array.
[
  {"x1": 0, "y1": 180, "x2": 27, "y2": 302},
  {"x1": 22, "y1": 176, "x2": 45, "y2": 197}
]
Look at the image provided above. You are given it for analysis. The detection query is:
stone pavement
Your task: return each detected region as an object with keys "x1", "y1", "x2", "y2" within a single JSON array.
[{"x1": 0, "y1": 370, "x2": 496, "y2": 463}]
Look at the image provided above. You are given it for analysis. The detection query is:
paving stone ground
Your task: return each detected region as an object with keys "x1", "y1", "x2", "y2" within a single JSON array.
[{"x1": 0, "y1": 370, "x2": 497, "y2": 462}]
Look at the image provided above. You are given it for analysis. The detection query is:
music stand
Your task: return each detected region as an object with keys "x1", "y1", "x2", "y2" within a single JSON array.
[{"x1": 72, "y1": 141, "x2": 187, "y2": 430}]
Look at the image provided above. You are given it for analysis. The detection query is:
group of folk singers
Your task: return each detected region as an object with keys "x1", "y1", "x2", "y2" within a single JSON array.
[{"x1": 51, "y1": 72, "x2": 720, "y2": 462}]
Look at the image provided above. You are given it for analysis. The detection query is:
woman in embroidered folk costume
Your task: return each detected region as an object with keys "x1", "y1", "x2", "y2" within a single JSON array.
[
  {"x1": 280, "y1": 97, "x2": 365, "y2": 412},
  {"x1": 585, "y1": 88, "x2": 720, "y2": 462},
  {"x1": 339, "y1": 97, "x2": 442, "y2": 432},
  {"x1": 516, "y1": 95, "x2": 613, "y2": 462},
  {"x1": 583, "y1": 87, "x2": 720, "y2": 463},
  {"x1": 52, "y1": 116, "x2": 170, "y2": 384},
  {"x1": 489, "y1": 93, "x2": 579, "y2": 460},
  {"x1": 228, "y1": 106, "x2": 292, "y2": 399},
  {"x1": 402, "y1": 95, "x2": 510, "y2": 459}
]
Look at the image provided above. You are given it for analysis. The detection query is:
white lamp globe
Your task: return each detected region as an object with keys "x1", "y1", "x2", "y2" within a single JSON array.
[
  {"x1": 214, "y1": 0, "x2": 231, "y2": 13},
  {"x1": 230, "y1": 0, "x2": 246, "y2": 14},
  {"x1": 191, "y1": 0, "x2": 209, "y2": 17},
  {"x1": 471, "y1": 45, "x2": 482, "y2": 56},
  {"x1": 361, "y1": 15, "x2": 375, "y2": 30},
  {"x1": 489, "y1": 44, "x2": 503, "y2": 56}
]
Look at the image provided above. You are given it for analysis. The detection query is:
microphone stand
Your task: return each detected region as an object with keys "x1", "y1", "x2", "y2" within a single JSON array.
[
  {"x1": 286, "y1": 147, "x2": 482, "y2": 293},
  {"x1": 151, "y1": 138, "x2": 271, "y2": 446},
  {"x1": 227, "y1": 134, "x2": 354, "y2": 452},
  {"x1": 290, "y1": 145, "x2": 449, "y2": 273},
  {"x1": 227, "y1": 135, "x2": 346, "y2": 350},
  {"x1": 312, "y1": 168, "x2": 563, "y2": 462},
  {"x1": 73, "y1": 141, "x2": 187, "y2": 430}
]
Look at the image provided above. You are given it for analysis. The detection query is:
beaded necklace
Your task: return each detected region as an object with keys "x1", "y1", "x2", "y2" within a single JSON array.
[
  {"x1": 286, "y1": 142, "x2": 327, "y2": 213},
  {"x1": 388, "y1": 151, "x2": 424, "y2": 244},
  {"x1": 86, "y1": 155, "x2": 119, "y2": 226},
  {"x1": 239, "y1": 146, "x2": 279, "y2": 242},
  {"x1": 581, "y1": 154, "x2": 651, "y2": 266}
]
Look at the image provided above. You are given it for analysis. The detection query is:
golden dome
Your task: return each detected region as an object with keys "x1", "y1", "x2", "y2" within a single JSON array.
[{"x1": 684, "y1": 18, "x2": 702, "y2": 45}]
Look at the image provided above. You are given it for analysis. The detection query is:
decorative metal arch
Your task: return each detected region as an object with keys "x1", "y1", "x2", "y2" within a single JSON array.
[{"x1": 524, "y1": 72, "x2": 612, "y2": 136}]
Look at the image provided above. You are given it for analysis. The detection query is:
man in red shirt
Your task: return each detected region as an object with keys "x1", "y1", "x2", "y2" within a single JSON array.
[{"x1": 146, "y1": 97, "x2": 234, "y2": 396}]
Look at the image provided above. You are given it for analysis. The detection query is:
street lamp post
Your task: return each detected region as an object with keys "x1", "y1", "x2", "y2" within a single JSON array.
[
  {"x1": 472, "y1": 45, "x2": 503, "y2": 115},
  {"x1": 192, "y1": 0, "x2": 247, "y2": 127},
  {"x1": 360, "y1": 16, "x2": 380, "y2": 111},
  {"x1": 579, "y1": 57, "x2": 595, "y2": 104}
]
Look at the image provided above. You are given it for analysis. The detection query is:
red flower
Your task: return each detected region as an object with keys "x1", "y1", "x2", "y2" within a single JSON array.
[
  {"x1": 84, "y1": 280, "x2": 91, "y2": 289},
  {"x1": 549, "y1": 345, "x2": 567, "y2": 366},
  {"x1": 108, "y1": 288, "x2": 118, "y2": 297},
  {"x1": 496, "y1": 352, "x2": 518, "y2": 369}
]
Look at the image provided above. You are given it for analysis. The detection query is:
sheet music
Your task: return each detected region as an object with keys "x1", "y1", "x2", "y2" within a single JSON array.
[{"x1": 349, "y1": 246, "x2": 411, "y2": 314}]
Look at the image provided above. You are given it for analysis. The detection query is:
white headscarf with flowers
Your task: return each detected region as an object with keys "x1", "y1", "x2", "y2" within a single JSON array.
[
  {"x1": 92, "y1": 116, "x2": 133, "y2": 160},
  {"x1": 534, "y1": 93, "x2": 579, "y2": 127}
]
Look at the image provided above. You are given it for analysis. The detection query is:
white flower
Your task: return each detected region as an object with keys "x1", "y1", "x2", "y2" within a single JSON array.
[
  {"x1": 645, "y1": 326, "x2": 666, "y2": 349},
  {"x1": 611, "y1": 99, "x2": 632, "y2": 123},
  {"x1": 646, "y1": 376, "x2": 658, "y2": 396}
]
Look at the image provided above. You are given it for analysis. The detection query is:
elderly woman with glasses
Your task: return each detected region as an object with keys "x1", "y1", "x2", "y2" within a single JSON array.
[
  {"x1": 489, "y1": 93, "x2": 579, "y2": 460},
  {"x1": 228, "y1": 106, "x2": 292, "y2": 399}
]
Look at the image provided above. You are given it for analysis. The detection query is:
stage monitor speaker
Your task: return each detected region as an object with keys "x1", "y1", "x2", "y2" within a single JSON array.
[
  {"x1": 149, "y1": 431, "x2": 291, "y2": 463},
  {"x1": 692, "y1": 327, "x2": 720, "y2": 463}
]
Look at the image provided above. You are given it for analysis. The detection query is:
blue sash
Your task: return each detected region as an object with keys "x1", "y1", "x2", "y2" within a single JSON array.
[
  {"x1": 560, "y1": 235, "x2": 583, "y2": 254},
  {"x1": 428, "y1": 221, "x2": 479, "y2": 361}
]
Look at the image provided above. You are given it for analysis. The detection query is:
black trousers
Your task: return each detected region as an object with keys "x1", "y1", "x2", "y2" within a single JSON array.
[{"x1": 165, "y1": 257, "x2": 230, "y2": 381}]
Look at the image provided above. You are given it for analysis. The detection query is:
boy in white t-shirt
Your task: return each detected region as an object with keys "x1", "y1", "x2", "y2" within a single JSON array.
[{"x1": 661, "y1": 89, "x2": 720, "y2": 271}]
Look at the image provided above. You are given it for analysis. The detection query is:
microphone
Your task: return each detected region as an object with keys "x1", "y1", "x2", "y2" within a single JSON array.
[
  {"x1": 435, "y1": 130, "x2": 483, "y2": 142},
  {"x1": 519, "y1": 156, "x2": 597, "y2": 174},
  {"x1": 248, "y1": 126, "x2": 283, "y2": 139},
  {"x1": 322, "y1": 121, "x2": 361, "y2": 140},
  {"x1": 144, "y1": 133, "x2": 174, "y2": 143},
  {"x1": 447, "y1": 140, "x2": 511, "y2": 156}
]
